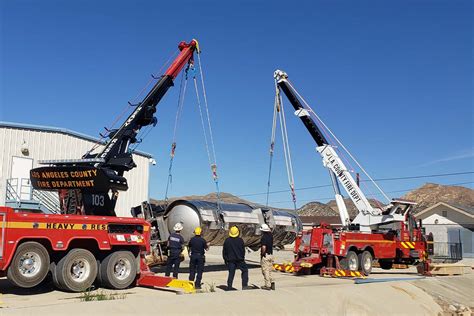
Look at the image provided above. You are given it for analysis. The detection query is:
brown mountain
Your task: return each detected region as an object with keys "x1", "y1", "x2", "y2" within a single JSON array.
[
  {"x1": 298, "y1": 201, "x2": 338, "y2": 216},
  {"x1": 150, "y1": 183, "x2": 473, "y2": 216},
  {"x1": 402, "y1": 183, "x2": 474, "y2": 213},
  {"x1": 150, "y1": 192, "x2": 255, "y2": 206}
]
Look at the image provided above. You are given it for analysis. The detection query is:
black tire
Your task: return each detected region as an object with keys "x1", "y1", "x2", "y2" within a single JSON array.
[
  {"x1": 358, "y1": 251, "x2": 372, "y2": 275},
  {"x1": 56, "y1": 248, "x2": 98, "y2": 292},
  {"x1": 379, "y1": 259, "x2": 393, "y2": 270},
  {"x1": 50, "y1": 261, "x2": 66, "y2": 291},
  {"x1": 7, "y1": 242, "x2": 50, "y2": 288},
  {"x1": 99, "y1": 251, "x2": 137, "y2": 289},
  {"x1": 340, "y1": 251, "x2": 359, "y2": 271}
]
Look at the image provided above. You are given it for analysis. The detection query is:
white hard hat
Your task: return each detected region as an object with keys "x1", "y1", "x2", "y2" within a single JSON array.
[
  {"x1": 173, "y1": 222, "x2": 183, "y2": 232},
  {"x1": 260, "y1": 223, "x2": 271, "y2": 232}
]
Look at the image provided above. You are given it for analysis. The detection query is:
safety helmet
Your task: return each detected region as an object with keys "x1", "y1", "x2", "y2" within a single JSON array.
[
  {"x1": 173, "y1": 222, "x2": 183, "y2": 232},
  {"x1": 194, "y1": 227, "x2": 202, "y2": 236},
  {"x1": 260, "y1": 223, "x2": 271, "y2": 232},
  {"x1": 229, "y1": 226, "x2": 239, "y2": 238}
]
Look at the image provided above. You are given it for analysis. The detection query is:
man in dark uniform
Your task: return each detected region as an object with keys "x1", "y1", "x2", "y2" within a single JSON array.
[
  {"x1": 188, "y1": 227, "x2": 209, "y2": 289},
  {"x1": 165, "y1": 222, "x2": 184, "y2": 278},
  {"x1": 222, "y1": 226, "x2": 252, "y2": 291},
  {"x1": 260, "y1": 223, "x2": 275, "y2": 290}
]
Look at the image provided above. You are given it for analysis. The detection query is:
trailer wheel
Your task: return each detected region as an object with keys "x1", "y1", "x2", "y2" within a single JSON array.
[
  {"x1": 99, "y1": 251, "x2": 137, "y2": 289},
  {"x1": 358, "y1": 251, "x2": 372, "y2": 275},
  {"x1": 56, "y1": 248, "x2": 98, "y2": 292},
  {"x1": 7, "y1": 242, "x2": 50, "y2": 288},
  {"x1": 379, "y1": 259, "x2": 393, "y2": 270},
  {"x1": 340, "y1": 251, "x2": 359, "y2": 271}
]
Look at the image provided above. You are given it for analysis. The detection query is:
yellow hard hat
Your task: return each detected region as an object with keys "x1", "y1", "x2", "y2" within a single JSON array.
[
  {"x1": 194, "y1": 227, "x2": 202, "y2": 236},
  {"x1": 229, "y1": 226, "x2": 239, "y2": 238}
]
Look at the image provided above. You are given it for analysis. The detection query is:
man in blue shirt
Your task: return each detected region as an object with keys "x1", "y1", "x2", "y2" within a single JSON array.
[
  {"x1": 165, "y1": 222, "x2": 184, "y2": 278},
  {"x1": 222, "y1": 226, "x2": 252, "y2": 291},
  {"x1": 188, "y1": 227, "x2": 209, "y2": 289}
]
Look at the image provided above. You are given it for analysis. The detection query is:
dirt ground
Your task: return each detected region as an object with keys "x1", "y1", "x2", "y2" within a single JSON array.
[{"x1": 1, "y1": 248, "x2": 472, "y2": 316}]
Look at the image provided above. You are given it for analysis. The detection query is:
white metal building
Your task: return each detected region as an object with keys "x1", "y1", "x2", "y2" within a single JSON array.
[{"x1": 0, "y1": 122, "x2": 151, "y2": 217}]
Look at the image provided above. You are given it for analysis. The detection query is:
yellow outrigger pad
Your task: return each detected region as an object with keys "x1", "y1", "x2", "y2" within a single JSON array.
[
  {"x1": 167, "y1": 279, "x2": 196, "y2": 293},
  {"x1": 321, "y1": 268, "x2": 366, "y2": 278}
]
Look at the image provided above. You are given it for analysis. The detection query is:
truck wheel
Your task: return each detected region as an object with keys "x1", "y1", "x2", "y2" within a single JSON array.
[
  {"x1": 358, "y1": 251, "x2": 372, "y2": 275},
  {"x1": 99, "y1": 251, "x2": 137, "y2": 289},
  {"x1": 50, "y1": 261, "x2": 66, "y2": 291},
  {"x1": 7, "y1": 242, "x2": 50, "y2": 288},
  {"x1": 379, "y1": 259, "x2": 393, "y2": 270},
  {"x1": 56, "y1": 249, "x2": 98, "y2": 292},
  {"x1": 340, "y1": 251, "x2": 359, "y2": 271}
]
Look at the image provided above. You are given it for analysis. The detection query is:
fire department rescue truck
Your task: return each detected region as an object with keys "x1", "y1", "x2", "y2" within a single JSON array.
[
  {"x1": 272, "y1": 70, "x2": 431, "y2": 276},
  {"x1": 0, "y1": 40, "x2": 199, "y2": 292}
]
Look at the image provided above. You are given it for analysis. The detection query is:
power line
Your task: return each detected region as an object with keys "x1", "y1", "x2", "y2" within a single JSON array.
[
  {"x1": 238, "y1": 171, "x2": 474, "y2": 197},
  {"x1": 267, "y1": 181, "x2": 474, "y2": 205}
]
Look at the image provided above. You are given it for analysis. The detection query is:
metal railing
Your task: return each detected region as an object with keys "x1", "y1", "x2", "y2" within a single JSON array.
[
  {"x1": 33, "y1": 190, "x2": 60, "y2": 213},
  {"x1": 432, "y1": 242, "x2": 463, "y2": 262},
  {"x1": 5, "y1": 178, "x2": 60, "y2": 214},
  {"x1": 6, "y1": 178, "x2": 22, "y2": 201}
]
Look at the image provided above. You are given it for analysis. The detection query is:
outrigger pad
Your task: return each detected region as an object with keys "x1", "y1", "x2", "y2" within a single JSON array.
[{"x1": 137, "y1": 272, "x2": 195, "y2": 293}]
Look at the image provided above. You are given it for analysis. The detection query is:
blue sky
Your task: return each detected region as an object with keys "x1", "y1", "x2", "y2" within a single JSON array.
[{"x1": 1, "y1": 0, "x2": 472, "y2": 208}]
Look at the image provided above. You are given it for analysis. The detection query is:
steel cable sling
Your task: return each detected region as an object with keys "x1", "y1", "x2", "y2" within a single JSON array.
[
  {"x1": 191, "y1": 52, "x2": 222, "y2": 209},
  {"x1": 266, "y1": 81, "x2": 298, "y2": 210}
]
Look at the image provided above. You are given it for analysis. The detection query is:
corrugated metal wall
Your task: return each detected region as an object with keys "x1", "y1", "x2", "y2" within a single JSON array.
[{"x1": 0, "y1": 126, "x2": 150, "y2": 217}]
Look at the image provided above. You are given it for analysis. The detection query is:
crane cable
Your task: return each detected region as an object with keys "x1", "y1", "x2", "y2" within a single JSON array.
[
  {"x1": 265, "y1": 86, "x2": 279, "y2": 206},
  {"x1": 192, "y1": 52, "x2": 222, "y2": 208},
  {"x1": 266, "y1": 81, "x2": 298, "y2": 210},
  {"x1": 286, "y1": 80, "x2": 391, "y2": 204},
  {"x1": 164, "y1": 69, "x2": 188, "y2": 204}
]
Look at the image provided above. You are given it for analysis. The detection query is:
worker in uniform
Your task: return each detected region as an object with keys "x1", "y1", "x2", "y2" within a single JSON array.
[
  {"x1": 222, "y1": 226, "x2": 252, "y2": 291},
  {"x1": 188, "y1": 227, "x2": 209, "y2": 289},
  {"x1": 259, "y1": 223, "x2": 275, "y2": 290},
  {"x1": 165, "y1": 222, "x2": 184, "y2": 278}
]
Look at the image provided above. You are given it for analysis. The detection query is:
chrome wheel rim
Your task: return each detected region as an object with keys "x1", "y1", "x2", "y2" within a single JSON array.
[
  {"x1": 18, "y1": 252, "x2": 41, "y2": 277},
  {"x1": 70, "y1": 259, "x2": 90, "y2": 282},
  {"x1": 363, "y1": 255, "x2": 371, "y2": 271},
  {"x1": 114, "y1": 258, "x2": 132, "y2": 281},
  {"x1": 349, "y1": 256, "x2": 358, "y2": 270}
]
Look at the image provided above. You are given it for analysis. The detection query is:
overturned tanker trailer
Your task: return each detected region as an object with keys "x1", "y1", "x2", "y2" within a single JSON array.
[{"x1": 135, "y1": 200, "x2": 302, "y2": 265}]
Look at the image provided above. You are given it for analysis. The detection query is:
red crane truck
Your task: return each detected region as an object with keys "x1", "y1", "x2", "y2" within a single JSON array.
[
  {"x1": 273, "y1": 70, "x2": 431, "y2": 276},
  {"x1": 0, "y1": 40, "x2": 199, "y2": 292}
]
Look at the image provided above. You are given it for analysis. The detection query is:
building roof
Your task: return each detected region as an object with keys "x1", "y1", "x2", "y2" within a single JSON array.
[
  {"x1": 415, "y1": 202, "x2": 474, "y2": 219},
  {"x1": 0, "y1": 121, "x2": 152, "y2": 158}
]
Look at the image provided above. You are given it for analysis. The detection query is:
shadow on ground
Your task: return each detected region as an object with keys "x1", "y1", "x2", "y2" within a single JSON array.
[
  {"x1": 150, "y1": 263, "x2": 260, "y2": 274},
  {"x1": 0, "y1": 277, "x2": 56, "y2": 295}
]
